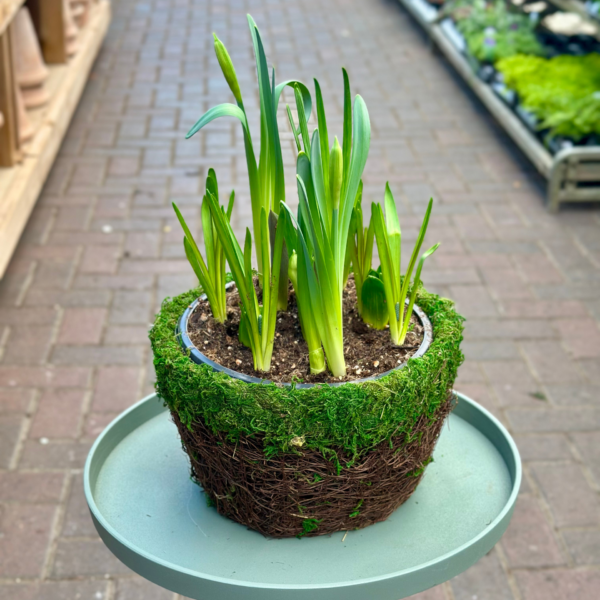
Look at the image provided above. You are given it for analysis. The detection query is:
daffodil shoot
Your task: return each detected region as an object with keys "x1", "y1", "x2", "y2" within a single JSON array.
[{"x1": 174, "y1": 15, "x2": 439, "y2": 376}]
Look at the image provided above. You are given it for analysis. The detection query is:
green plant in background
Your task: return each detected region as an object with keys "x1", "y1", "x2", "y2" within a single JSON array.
[
  {"x1": 446, "y1": 0, "x2": 546, "y2": 63},
  {"x1": 497, "y1": 53, "x2": 600, "y2": 140},
  {"x1": 281, "y1": 70, "x2": 371, "y2": 378},
  {"x1": 348, "y1": 181, "x2": 374, "y2": 317},
  {"x1": 371, "y1": 188, "x2": 439, "y2": 346},
  {"x1": 185, "y1": 17, "x2": 312, "y2": 310},
  {"x1": 172, "y1": 169, "x2": 234, "y2": 324}
]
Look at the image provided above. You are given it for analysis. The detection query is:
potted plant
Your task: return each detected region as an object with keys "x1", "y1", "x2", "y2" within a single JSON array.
[{"x1": 150, "y1": 15, "x2": 464, "y2": 539}]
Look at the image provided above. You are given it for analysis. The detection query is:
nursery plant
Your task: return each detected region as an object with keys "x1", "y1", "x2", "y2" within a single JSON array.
[
  {"x1": 446, "y1": 0, "x2": 546, "y2": 63},
  {"x1": 496, "y1": 53, "x2": 600, "y2": 140},
  {"x1": 152, "y1": 14, "x2": 464, "y2": 539}
]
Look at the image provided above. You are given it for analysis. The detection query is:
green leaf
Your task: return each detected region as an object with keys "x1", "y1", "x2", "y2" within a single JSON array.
[
  {"x1": 341, "y1": 68, "x2": 352, "y2": 197},
  {"x1": 186, "y1": 103, "x2": 251, "y2": 140}
]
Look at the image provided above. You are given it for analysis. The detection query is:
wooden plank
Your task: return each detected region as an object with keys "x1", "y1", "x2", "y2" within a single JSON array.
[
  {"x1": 29, "y1": 0, "x2": 67, "y2": 64},
  {"x1": 0, "y1": 0, "x2": 111, "y2": 276},
  {"x1": 0, "y1": 24, "x2": 20, "y2": 166},
  {"x1": 0, "y1": 0, "x2": 24, "y2": 36}
]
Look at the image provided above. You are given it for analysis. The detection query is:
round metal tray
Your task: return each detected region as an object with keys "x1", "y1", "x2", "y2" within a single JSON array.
[{"x1": 84, "y1": 393, "x2": 521, "y2": 600}]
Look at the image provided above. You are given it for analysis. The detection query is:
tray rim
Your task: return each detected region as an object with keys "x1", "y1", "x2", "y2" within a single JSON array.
[{"x1": 84, "y1": 392, "x2": 521, "y2": 595}]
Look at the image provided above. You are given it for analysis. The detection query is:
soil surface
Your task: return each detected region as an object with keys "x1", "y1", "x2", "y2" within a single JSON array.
[{"x1": 187, "y1": 276, "x2": 425, "y2": 384}]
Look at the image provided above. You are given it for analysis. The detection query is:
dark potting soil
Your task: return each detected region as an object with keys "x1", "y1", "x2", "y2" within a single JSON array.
[{"x1": 187, "y1": 276, "x2": 425, "y2": 384}]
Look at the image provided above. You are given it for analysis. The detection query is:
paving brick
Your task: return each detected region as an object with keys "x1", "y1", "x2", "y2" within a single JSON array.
[
  {"x1": 561, "y1": 529, "x2": 600, "y2": 565},
  {"x1": 450, "y1": 550, "x2": 513, "y2": 600},
  {"x1": 507, "y1": 407, "x2": 600, "y2": 432},
  {"x1": 62, "y1": 474, "x2": 98, "y2": 537},
  {"x1": 500, "y1": 300, "x2": 589, "y2": 319},
  {"x1": 405, "y1": 586, "x2": 448, "y2": 600},
  {"x1": 512, "y1": 434, "x2": 572, "y2": 461},
  {"x1": 52, "y1": 539, "x2": 132, "y2": 577},
  {"x1": 0, "y1": 366, "x2": 91, "y2": 388},
  {"x1": 0, "y1": 472, "x2": 64, "y2": 503},
  {"x1": 0, "y1": 581, "x2": 109, "y2": 600},
  {"x1": 516, "y1": 569, "x2": 600, "y2": 600},
  {"x1": 571, "y1": 431, "x2": 600, "y2": 486},
  {"x1": 481, "y1": 360, "x2": 538, "y2": 385},
  {"x1": 114, "y1": 577, "x2": 174, "y2": 600},
  {"x1": 462, "y1": 341, "x2": 519, "y2": 361},
  {"x1": 530, "y1": 463, "x2": 600, "y2": 527},
  {"x1": 104, "y1": 325, "x2": 150, "y2": 345},
  {"x1": 84, "y1": 411, "x2": 120, "y2": 439},
  {"x1": 109, "y1": 291, "x2": 153, "y2": 325},
  {"x1": 520, "y1": 341, "x2": 583, "y2": 383},
  {"x1": 501, "y1": 495, "x2": 566, "y2": 567},
  {"x1": 19, "y1": 440, "x2": 91, "y2": 470},
  {"x1": 0, "y1": 504, "x2": 56, "y2": 577},
  {"x1": 492, "y1": 383, "x2": 548, "y2": 408},
  {"x1": 1, "y1": 325, "x2": 54, "y2": 365},
  {"x1": 80, "y1": 246, "x2": 121, "y2": 274},
  {"x1": 29, "y1": 389, "x2": 85, "y2": 439},
  {"x1": 552, "y1": 319, "x2": 600, "y2": 359},
  {"x1": 545, "y1": 384, "x2": 600, "y2": 406},
  {"x1": 464, "y1": 319, "x2": 553, "y2": 340},
  {"x1": 0, "y1": 307, "x2": 58, "y2": 326},
  {"x1": 51, "y1": 345, "x2": 145, "y2": 366},
  {"x1": 93, "y1": 366, "x2": 141, "y2": 412},
  {"x1": 0, "y1": 415, "x2": 23, "y2": 468},
  {"x1": 448, "y1": 285, "x2": 498, "y2": 318},
  {"x1": 57, "y1": 308, "x2": 108, "y2": 345},
  {"x1": 24, "y1": 288, "x2": 113, "y2": 308},
  {"x1": 0, "y1": 388, "x2": 32, "y2": 414},
  {"x1": 124, "y1": 232, "x2": 161, "y2": 258}
]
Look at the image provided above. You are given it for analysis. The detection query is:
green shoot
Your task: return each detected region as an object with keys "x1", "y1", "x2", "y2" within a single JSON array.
[
  {"x1": 348, "y1": 180, "x2": 374, "y2": 315},
  {"x1": 173, "y1": 169, "x2": 234, "y2": 323},
  {"x1": 186, "y1": 17, "x2": 312, "y2": 310},
  {"x1": 371, "y1": 189, "x2": 438, "y2": 345},
  {"x1": 282, "y1": 70, "x2": 371, "y2": 378},
  {"x1": 205, "y1": 192, "x2": 285, "y2": 372}
]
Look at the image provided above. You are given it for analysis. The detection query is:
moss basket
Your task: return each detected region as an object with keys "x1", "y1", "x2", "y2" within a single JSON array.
[{"x1": 150, "y1": 285, "x2": 464, "y2": 538}]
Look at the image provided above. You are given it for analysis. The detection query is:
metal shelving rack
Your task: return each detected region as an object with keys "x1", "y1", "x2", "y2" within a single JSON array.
[{"x1": 398, "y1": 0, "x2": 600, "y2": 211}]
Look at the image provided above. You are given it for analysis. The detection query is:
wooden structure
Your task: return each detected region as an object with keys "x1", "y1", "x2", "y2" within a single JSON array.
[
  {"x1": 0, "y1": 0, "x2": 110, "y2": 277},
  {"x1": 398, "y1": 0, "x2": 600, "y2": 211}
]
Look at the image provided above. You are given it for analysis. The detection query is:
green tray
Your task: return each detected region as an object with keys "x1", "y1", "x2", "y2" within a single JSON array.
[{"x1": 84, "y1": 392, "x2": 521, "y2": 600}]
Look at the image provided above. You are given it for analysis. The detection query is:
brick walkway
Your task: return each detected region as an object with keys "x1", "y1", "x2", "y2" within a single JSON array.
[{"x1": 1, "y1": 0, "x2": 600, "y2": 598}]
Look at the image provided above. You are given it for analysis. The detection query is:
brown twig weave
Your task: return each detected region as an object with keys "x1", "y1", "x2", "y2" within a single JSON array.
[{"x1": 172, "y1": 394, "x2": 454, "y2": 538}]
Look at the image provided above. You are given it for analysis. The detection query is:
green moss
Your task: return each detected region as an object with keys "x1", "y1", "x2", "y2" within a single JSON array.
[{"x1": 149, "y1": 285, "x2": 464, "y2": 459}]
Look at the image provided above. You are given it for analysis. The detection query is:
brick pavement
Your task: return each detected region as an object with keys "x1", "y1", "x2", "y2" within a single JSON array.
[{"x1": 1, "y1": 0, "x2": 600, "y2": 598}]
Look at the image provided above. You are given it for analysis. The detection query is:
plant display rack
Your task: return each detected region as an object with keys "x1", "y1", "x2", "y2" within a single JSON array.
[
  {"x1": 0, "y1": 0, "x2": 111, "y2": 277},
  {"x1": 398, "y1": 0, "x2": 600, "y2": 211}
]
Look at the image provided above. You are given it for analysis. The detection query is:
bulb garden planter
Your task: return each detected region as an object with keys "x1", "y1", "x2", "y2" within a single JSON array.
[
  {"x1": 84, "y1": 14, "x2": 522, "y2": 599},
  {"x1": 149, "y1": 283, "x2": 464, "y2": 539}
]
